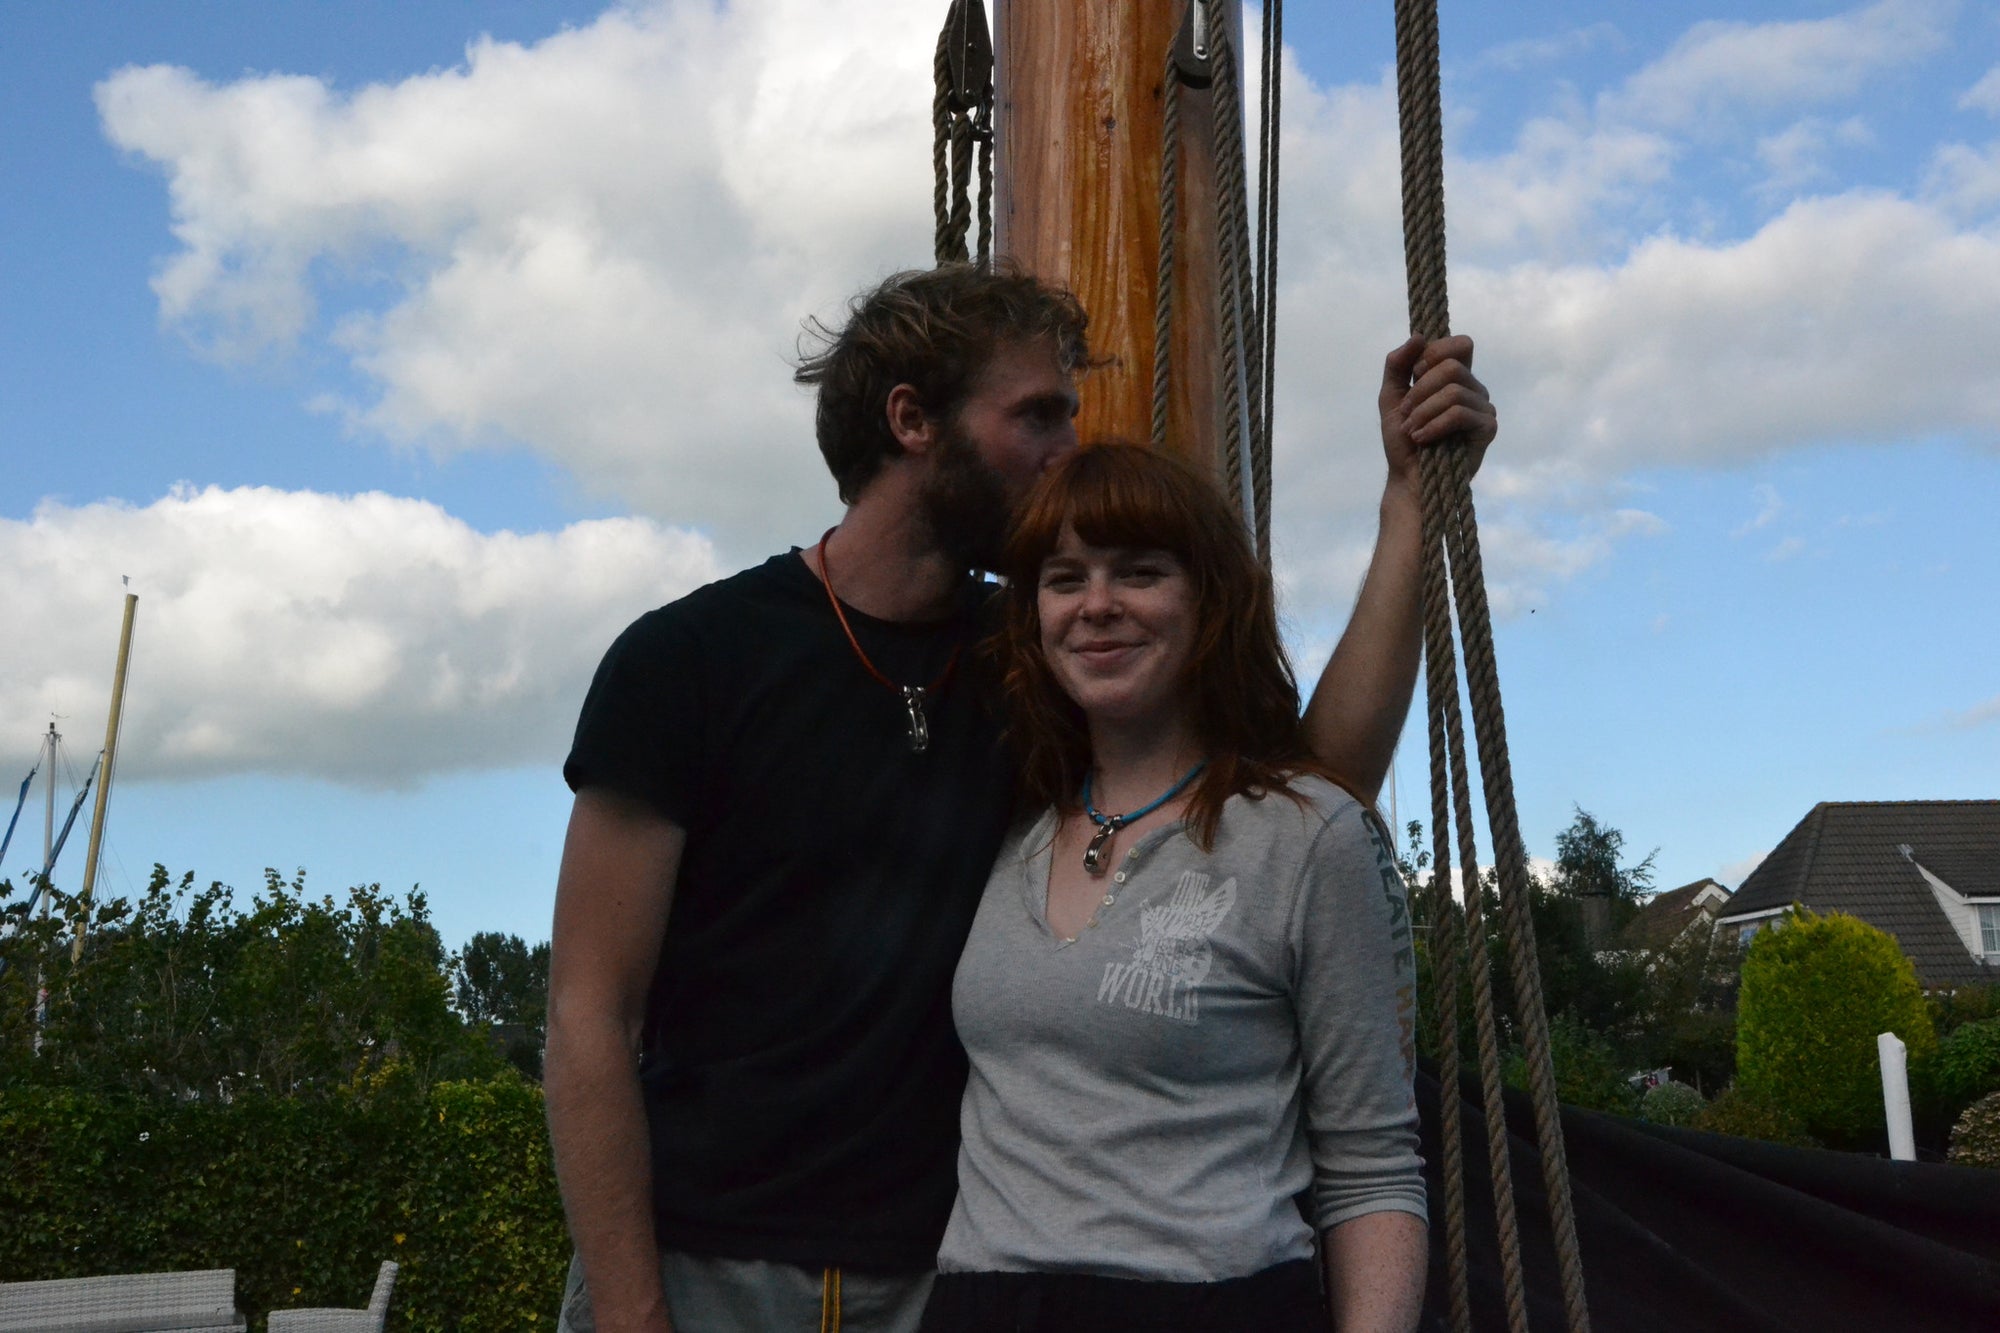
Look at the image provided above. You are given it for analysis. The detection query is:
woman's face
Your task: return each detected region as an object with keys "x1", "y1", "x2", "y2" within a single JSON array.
[{"x1": 1036, "y1": 524, "x2": 1198, "y2": 733}]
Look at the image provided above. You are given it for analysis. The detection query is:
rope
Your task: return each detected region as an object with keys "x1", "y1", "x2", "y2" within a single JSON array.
[
  {"x1": 933, "y1": 26, "x2": 955, "y2": 264},
  {"x1": 1395, "y1": 0, "x2": 1592, "y2": 1328},
  {"x1": 1151, "y1": 37, "x2": 1183, "y2": 453},
  {"x1": 976, "y1": 125, "x2": 994, "y2": 267},
  {"x1": 1424, "y1": 505, "x2": 1530, "y2": 1332},
  {"x1": 1203, "y1": 0, "x2": 1253, "y2": 525},
  {"x1": 1149, "y1": 0, "x2": 1278, "y2": 568},
  {"x1": 1421, "y1": 561, "x2": 1481, "y2": 1333},
  {"x1": 1252, "y1": 0, "x2": 1282, "y2": 565}
]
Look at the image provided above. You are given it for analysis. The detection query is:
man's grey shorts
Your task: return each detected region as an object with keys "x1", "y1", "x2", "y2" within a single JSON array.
[{"x1": 557, "y1": 1251, "x2": 933, "y2": 1333}]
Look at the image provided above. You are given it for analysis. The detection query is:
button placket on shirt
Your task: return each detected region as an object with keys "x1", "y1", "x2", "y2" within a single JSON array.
[{"x1": 1083, "y1": 845, "x2": 1145, "y2": 933}]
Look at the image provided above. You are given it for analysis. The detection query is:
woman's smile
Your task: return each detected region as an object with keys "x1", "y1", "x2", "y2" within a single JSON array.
[{"x1": 1037, "y1": 526, "x2": 1197, "y2": 729}]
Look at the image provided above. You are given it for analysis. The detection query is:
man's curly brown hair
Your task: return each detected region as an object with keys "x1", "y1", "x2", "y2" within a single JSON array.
[{"x1": 794, "y1": 263, "x2": 1092, "y2": 503}]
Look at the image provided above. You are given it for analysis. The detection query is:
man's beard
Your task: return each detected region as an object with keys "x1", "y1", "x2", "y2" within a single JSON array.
[{"x1": 918, "y1": 423, "x2": 1014, "y2": 573}]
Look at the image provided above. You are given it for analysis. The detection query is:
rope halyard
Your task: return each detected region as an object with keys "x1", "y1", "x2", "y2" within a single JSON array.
[
  {"x1": 1151, "y1": 0, "x2": 1280, "y2": 567},
  {"x1": 1395, "y1": 1, "x2": 1592, "y2": 1329},
  {"x1": 1202, "y1": 0, "x2": 1251, "y2": 523},
  {"x1": 932, "y1": 28, "x2": 954, "y2": 263},
  {"x1": 1253, "y1": 0, "x2": 1282, "y2": 566},
  {"x1": 1152, "y1": 33, "x2": 1183, "y2": 454}
]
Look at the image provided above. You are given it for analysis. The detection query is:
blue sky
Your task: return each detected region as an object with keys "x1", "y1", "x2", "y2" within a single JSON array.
[{"x1": 3, "y1": 0, "x2": 1996, "y2": 949}]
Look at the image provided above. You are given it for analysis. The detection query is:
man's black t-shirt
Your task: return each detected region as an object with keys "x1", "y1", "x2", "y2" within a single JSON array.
[{"x1": 563, "y1": 551, "x2": 1012, "y2": 1271}]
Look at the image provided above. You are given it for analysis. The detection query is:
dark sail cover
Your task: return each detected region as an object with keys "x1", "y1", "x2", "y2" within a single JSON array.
[{"x1": 1415, "y1": 1069, "x2": 2000, "y2": 1332}]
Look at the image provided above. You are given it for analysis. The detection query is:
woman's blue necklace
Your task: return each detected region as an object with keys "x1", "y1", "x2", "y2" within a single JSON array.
[{"x1": 1079, "y1": 761, "x2": 1207, "y2": 876}]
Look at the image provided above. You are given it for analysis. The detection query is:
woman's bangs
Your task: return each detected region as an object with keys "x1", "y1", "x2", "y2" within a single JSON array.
[{"x1": 1059, "y1": 454, "x2": 1195, "y2": 559}]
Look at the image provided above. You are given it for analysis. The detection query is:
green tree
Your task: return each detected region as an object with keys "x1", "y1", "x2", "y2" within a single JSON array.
[
  {"x1": 1550, "y1": 805, "x2": 1657, "y2": 940},
  {"x1": 454, "y1": 931, "x2": 550, "y2": 1029},
  {"x1": 1736, "y1": 908, "x2": 1935, "y2": 1149},
  {"x1": 454, "y1": 931, "x2": 550, "y2": 1080},
  {"x1": 0, "y1": 866, "x2": 501, "y2": 1099}
]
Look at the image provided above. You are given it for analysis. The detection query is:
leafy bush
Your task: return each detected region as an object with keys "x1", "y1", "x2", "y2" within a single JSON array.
[
  {"x1": 1948, "y1": 1091, "x2": 2000, "y2": 1169},
  {"x1": 1504, "y1": 1012, "x2": 1639, "y2": 1115},
  {"x1": 1694, "y1": 1085, "x2": 1814, "y2": 1147},
  {"x1": 1931, "y1": 1018, "x2": 2000, "y2": 1108},
  {"x1": 1929, "y1": 983, "x2": 2000, "y2": 1037},
  {"x1": 1736, "y1": 908, "x2": 1935, "y2": 1149},
  {"x1": 1639, "y1": 1080, "x2": 1706, "y2": 1127},
  {"x1": 0, "y1": 1075, "x2": 566, "y2": 1329}
]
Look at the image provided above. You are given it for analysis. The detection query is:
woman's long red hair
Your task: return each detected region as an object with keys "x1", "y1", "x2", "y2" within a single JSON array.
[{"x1": 995, "y1": 442, "x2": 1331, "y2": 847}]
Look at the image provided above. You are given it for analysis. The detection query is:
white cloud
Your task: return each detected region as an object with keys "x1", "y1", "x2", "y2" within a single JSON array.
[
  {"x1": 1961, "y1": 65, "x2": 2000, "y2": 113},
  {"x1": 91, "y1": 0, "x2": 2000, "y2": 659},
  {"x1": 0, "y1": 488, "x2": 720, "y2": 784},
  {"x1": 1604, "y1": 0, "x2": 1954, "y2": 131},
  {"x1": 1766, "y1": 535, "x2": 1807, "y2": 561},
  {"x1": 1718, "y1": 850, "x2": 1768, "y2": 887},
  {"x1": 1473, "y1": 23, "x2": 1626, "y2": 75},
  {"x1": 1735, "y1": 483, "x2": 1784, "y2": 536},
  {"x1": 1926, "y1": 138, "x2": 2000, "y2": 215},
  {"x1": 1456, "y1": 194, "x2": 2000, "y2": 482},
  {"x1": 1264, "y1": 63, "x2": 2000, "y2": 616},
  {"x1": 97, "y1": 0, "x2": 939, "y2": 556},
  {"x1": 1754, "y1": 116, "x2": 1874, "y2": 199}
]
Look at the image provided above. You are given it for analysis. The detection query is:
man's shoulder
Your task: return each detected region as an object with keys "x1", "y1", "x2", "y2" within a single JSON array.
[{"x1": 615, "y1": 550, "x2": 811, "y2": 642}]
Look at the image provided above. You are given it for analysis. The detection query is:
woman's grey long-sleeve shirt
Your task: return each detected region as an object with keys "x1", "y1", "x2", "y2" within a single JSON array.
[{"x1": 936, "y1": 776, "x2": 1425, "y2": 1282}]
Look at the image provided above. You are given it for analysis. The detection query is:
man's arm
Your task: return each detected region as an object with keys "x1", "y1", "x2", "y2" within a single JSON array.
[
  {"x1": 1323, "y1": 1210, "x2": 1428, "y2": 1332},
  {"x1": 1303, "y1": 334, "x2": 1496, "y2": 804},
  {"x1": 545, "y1": 788, "x2": 686, "y2": 1333}
]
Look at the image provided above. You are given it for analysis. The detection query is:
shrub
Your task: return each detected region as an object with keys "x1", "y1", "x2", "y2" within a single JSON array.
[
  {"x1": 1694, "y1": 1085, "x2": 1814, "y2": 1147},
  {"x1": 1929, "y1": 983, "x2": 2000, "y2": 1037},
  {"x1": 1639, "y1": 1080, "x2": 1706, "y2": 1128},
  {"x1": 0, "y1": 1075, "x2": 566, "y2": 1329},
  {"x1": 1948, "y1": 1091, "x2": 2000, "y2": 1169},
  {"x1": 1503, "y1": 1012, "x2": 1639, "y2": 1116},
  {"x1": 1931, "y1": 1018, "x2": 2000, "y2": 1108},
  {"x1": 1736, "y1": 908, "x2": 1935, "y2": 1149}
]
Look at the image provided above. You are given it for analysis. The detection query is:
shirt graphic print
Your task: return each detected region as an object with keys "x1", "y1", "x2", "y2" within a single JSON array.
[{"x1": 1095, "y1": 870, "x2": 1237, "y2": 1024}]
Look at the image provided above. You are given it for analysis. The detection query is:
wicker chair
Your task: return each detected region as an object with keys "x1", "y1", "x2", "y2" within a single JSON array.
[
  {"x1": 0, "y1": 1268, "x2": 246, "y2": 1332},
  {"x1": 266, "y1": 1261, "x2": 398, "y2": 1333}
]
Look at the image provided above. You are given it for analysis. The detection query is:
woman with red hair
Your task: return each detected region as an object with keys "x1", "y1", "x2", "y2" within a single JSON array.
[{"x1": 922, "y1": 443, "x2": 1427, "y2": 1333}]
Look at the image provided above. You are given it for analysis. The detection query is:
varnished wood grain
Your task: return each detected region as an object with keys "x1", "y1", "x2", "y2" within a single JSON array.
[{"x1": 994, "y1": 1, "x2": 1238, "y2": 476}]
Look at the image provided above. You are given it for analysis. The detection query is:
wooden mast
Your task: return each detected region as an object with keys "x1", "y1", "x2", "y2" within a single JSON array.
[
  {"x1": 74, "y1": 592, "x2": 137, "y2": 960},
  {"x1": 992, "y1": 2, "x2": 1236, "y2": 473}
]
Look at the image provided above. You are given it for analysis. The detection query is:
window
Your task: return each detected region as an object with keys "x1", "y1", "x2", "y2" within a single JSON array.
[{"x1": 1979, "y1": 905, "x2": 2000, "y2": 962}]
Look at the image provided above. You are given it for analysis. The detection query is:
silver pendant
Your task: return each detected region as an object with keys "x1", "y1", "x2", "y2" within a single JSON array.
[
  {"x1": 901, "y1": 685, "x2": 931, "y2": 753},
  {"x1": 1082, "y1": 820, "x2": 1119, "y2": 875}
]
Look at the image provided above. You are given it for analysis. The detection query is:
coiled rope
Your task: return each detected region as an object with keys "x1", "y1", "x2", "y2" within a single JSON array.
[{"x1": 1395, "y1": 0, "x2": 1591, "y2": 1329}]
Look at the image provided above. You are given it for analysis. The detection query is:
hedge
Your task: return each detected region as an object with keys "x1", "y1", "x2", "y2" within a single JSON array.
[
  {"x1": 0, "y1": 1074, "x2": 567, "y2": 1330},
  {"x1": 1736, "y1": 908, "x2": 1935, "y2": 1149}
]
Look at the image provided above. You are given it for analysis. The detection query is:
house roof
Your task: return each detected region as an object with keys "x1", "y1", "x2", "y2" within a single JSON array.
[
  {"x1": 1716, "y1": 800, "x2": 2000, "y2": 987},
  {"x1": 1620, "y1": 878, "x2": 1730, "y2": 952}
]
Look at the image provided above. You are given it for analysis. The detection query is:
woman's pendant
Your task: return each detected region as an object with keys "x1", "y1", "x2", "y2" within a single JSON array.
[{"x1": 1082, "y1": 819, "x2": 1120, "y2": 876}]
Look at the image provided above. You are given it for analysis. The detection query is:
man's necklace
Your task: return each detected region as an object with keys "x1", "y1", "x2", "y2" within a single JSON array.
[
  {"x1": 1079, "y1": 762, "x2": 1207, "y2": 875},
  {"x1": 815, "y1": 529, "x2": 963, "y2": 753}
]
